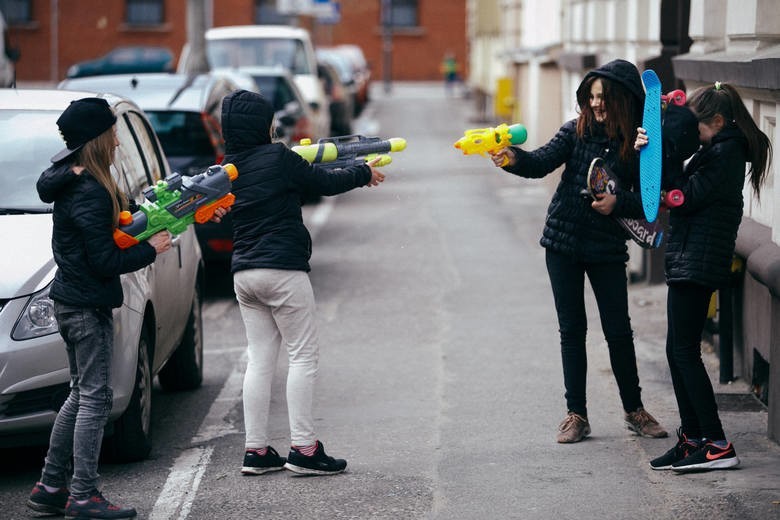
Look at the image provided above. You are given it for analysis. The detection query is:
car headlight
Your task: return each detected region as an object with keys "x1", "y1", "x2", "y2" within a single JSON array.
[{"x1": 12, "y1": 284, "x2": 59, "y2": 340}]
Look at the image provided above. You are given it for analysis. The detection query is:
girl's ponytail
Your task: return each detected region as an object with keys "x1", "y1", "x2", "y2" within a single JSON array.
[{"x1": 689, "y1": 82, "x2": 772, "y2": 198}]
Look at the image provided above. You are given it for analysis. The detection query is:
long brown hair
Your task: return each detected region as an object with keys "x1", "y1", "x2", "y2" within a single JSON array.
[
  {"x1": 576, "y1": 76, "x2": 641, "y2": 163},
  {"x1": 688, "y1": 82, "x2": 772, "y2": 199},
  {"x1": 75, "y1": 126, "x2": 127, "y2": 227}
]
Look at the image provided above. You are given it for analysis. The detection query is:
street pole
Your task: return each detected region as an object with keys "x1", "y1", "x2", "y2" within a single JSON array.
[
  {"x1": 381, "y1": 0, "x2": 393, "y2": 94},
  {"x1": 186, "y1": 0, "x2": 210, "y2": 73}
]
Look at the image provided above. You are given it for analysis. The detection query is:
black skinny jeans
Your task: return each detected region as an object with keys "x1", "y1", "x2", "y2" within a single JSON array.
[
  {"x1": 666, "y1": 281, "x2": 725, "y2": 440},
  {"x1": 545, "y1": 250, "x2": 643, "y2": 417}
]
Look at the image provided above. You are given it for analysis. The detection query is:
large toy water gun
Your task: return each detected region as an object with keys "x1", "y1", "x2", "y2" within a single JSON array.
[
  {"x1": 453, "y1": 123, "x2": 528, "y2": 166},
  {"x1": 292, "y1": 134, "x2": 407, "y2": 171},
  {"x1": 113, "y1": 163, "x2": 238, "y2": 249}
]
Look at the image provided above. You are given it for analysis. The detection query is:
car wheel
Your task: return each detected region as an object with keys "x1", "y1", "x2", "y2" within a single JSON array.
[
  {"x1": 104, "y1": 324, "x2": 153, "y2": 462},
  {"x1": 158, "y1": 280, "x2": 203, "y2": 391}
]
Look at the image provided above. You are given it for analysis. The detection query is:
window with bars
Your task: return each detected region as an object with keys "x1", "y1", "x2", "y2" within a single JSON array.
[
  {"x1": 384, "y1": 0, "x2": 418, "y2": 28},
  {"x1": 0, "y1": 0, "x2": 32, "y2": 24},
  {"x1": 126, "y1": 0, "x2": 164, "y2": 25},
  {"x1": 254, "y1": 0, "x2": 294, "y2": 25}
]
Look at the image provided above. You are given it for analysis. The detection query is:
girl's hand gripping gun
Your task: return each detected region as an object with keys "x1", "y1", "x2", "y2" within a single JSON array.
[
  {"x1": 113, "y1": 163, "x2": 238, "y2": 249},
  {"x1": 453, "y1": 123, "x2": 528, "y2": 166}
]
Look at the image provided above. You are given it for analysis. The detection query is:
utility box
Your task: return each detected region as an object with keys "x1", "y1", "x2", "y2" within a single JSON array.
[{"x1": 494, "y1": 77, "x2": 515, "y2": 121}]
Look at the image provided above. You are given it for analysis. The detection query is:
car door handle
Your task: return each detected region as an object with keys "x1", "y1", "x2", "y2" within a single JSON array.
[{"x1": 170, "y1": 235, "x2": 183, "y2": 268}]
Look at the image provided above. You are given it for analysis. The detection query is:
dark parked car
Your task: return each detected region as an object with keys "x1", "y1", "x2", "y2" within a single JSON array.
[
  {"x1": 318, "y1": 45, "x2": 370, "y2": 116},
  {"x1": 0, "y1": 89, "x2": 204, "y2": 461},
  {"x1": 317, "y1": 60, "x2": 353, "y2": 135},
  {"x1": 58, "y1": 72, "x2": 241, "y2": 267},
  {"x1": 66, "y1": 46, "x2": 174, "y2": 79},
  {"x1": 227, "y1": 65, "x2": 316, "y2": 146}
]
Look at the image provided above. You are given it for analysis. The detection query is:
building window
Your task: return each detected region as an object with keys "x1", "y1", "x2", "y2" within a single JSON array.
[
  {"x1": 254, "y1": 0, "x2": 294, "y2": 25},
  {"x1": 384, "y1": 0, "x2": 418, "y2": 28},
  {"x1": 126, "y1": 0, "x2": 164, "y2": 25},
  {"x1": 0, "y1": 0, "x2": 32, "y2": 24}
]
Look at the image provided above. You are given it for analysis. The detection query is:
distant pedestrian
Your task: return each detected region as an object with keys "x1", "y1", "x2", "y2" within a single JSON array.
[
  {"x1": 441, "y1": 51, "x2": 461, "y2": 96},
  {"x1": 220, "y1": 90, "x2": 385, "y2": 477},
  {"x1": 26, "y1": 97, "x2": 172, "y2": 519},
  {"x1": 490, "y1": 59, "x2": 668, "y2": 443},
  {"x1": 636, "y1": 82, "x2": 772, "y2": 472}
]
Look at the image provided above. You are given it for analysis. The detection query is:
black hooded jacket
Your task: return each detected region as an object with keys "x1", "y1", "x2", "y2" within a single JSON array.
[
  {"x1": 502, "y1": 59, "x2": 645, "y2": 263},
  {"x1": 665, "y1": 125, "x2": 747, "y2": 288},
  {"x1": 221, "y1": 90, "x2": 372, "y2": 273},
  {"x1": 37, "y1": 164, "x2": 157, "y2": 308}
]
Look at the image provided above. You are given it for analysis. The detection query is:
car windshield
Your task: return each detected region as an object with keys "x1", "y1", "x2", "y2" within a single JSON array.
[
  {"x1": 207, "y1": 38, "x2": 311, "y2": 75},
  {"x1": 146, "y1": 111, "x2": 213, "y2": 158},
  {"x1": 0, "y1": 110, "x2": 63, "y2": 212}
]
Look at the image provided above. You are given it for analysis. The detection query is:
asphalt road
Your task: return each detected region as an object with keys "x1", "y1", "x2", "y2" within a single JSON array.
[{"x1": 2, "y1": 82, "x2": 779, "y2": 519}]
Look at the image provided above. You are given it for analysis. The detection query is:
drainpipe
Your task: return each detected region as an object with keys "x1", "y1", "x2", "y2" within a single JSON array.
[{"x1": 50, "y1": 0, "x2": 58, "y2": 82}]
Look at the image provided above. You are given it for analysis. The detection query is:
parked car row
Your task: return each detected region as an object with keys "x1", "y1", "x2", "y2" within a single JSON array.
[{"x1": 0, "y1": 89, "x2": 204, "y2": 461}]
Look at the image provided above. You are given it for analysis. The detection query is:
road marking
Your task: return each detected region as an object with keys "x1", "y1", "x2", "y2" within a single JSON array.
[
  {"x1": 191, "y1": 355, "x2": 246, "y2": 444},
  {"x1": 149, "y1": 446, "x2": 213, "y2": 520},
  {"x1": 149, "y1": 352, "x2": 246, "y2": 519},
  {"x1": 308, "y1": 196, "x2": 334, "y2": 240}
]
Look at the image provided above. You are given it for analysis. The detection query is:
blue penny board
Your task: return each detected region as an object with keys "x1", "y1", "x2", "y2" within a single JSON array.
[{"x1": 640, "y1": 69, "x2": 662, "y2": 223}]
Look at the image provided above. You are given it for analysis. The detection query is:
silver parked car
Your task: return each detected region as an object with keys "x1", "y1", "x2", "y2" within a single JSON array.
[{"x1": 0, "y1": 89, "x2": 204, "y2": 462}]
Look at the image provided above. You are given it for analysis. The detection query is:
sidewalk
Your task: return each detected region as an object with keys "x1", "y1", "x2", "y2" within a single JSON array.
[{"x1": 626, "y1": 279, "x2": 780, "y2": 518}]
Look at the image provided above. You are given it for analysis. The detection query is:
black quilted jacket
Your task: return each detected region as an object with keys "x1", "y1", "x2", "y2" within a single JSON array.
[
  {"x1": 221, "y1": 90, "x2": 372, "y2": 274},
  {"x1": 503, "y1": 119, "x2": 644, "y2": 263},
  {"x1": 665, "y1": 125, "x2": 747, "y2": 288},
  {"x1": 37, "y1": 164, "x2": 157, "y2": 308}
]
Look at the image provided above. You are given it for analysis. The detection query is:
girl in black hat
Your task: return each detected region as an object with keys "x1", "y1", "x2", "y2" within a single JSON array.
[
  {"x1": 491, "y1": 59, "x2": 668, "y2": 444},
  {"x1": 26, "y1": 97, "x2": 173, "y2": 519},
  {"x1": 636, "y1": 82, "x2": 772, "y2": 472}
]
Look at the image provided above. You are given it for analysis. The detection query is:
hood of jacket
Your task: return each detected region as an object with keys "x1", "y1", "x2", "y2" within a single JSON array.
[
  {"x1": 221, "y1": 89, "x2": 274, "y2": 155},
  {"x1": 576, "y1": 59, "x2": 645, "y2": 106},
  {"x1": 36, "y1": 163, "x2": 79, "y2": 204}
]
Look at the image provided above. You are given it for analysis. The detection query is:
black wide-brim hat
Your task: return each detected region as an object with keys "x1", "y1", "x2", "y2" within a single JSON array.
[{"x1": 51, "y1": 97, "x2": 117, "y2": 163}]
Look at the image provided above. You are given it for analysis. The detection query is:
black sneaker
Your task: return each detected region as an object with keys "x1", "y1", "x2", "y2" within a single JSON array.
[
  {"x1": 671, "y1": 440, "x2": 740, "y2": 472},
  {"x1": 241, "y1": 446, "x2": 286, "y2": 475},
  {"x1": 650, "y1": 428, "x2": 701, "y2": 470},
  {"x1": 64, "y1": 491, "x2": 137, "y2": 519},
  {"x1": 284, "y1": 440, "x2": 347, "y2": 475},
  {"x1": 26, "y1": 481, "x2": 69, "y2": 515}
]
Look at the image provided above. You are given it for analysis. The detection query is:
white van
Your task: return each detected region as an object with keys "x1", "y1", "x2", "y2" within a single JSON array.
[{"x1": 180, "y1": 25, "x2": 330, "y2": 140}]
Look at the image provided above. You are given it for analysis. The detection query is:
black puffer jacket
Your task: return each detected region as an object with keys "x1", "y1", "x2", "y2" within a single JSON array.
[
  {"x1": 503, "y1": 121, "x2": 644, "y2": 263},
  {"x1": 37, "y1": 164, "x2": 157, "y2": 308},
  {"x1": 665, "y1": 125, "x2": 747, "y2": 288},
  {"x1": 502, "y1": 59, "x2": 645, "y2": 263},
  {"x1": 221, "y1": 90, "x2": 372, "y2": 273}
]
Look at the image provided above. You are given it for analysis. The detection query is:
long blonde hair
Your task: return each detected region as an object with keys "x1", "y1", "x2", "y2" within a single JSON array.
[{"x1": 76, "y1": 126, "x2": 127, "y2": 227}]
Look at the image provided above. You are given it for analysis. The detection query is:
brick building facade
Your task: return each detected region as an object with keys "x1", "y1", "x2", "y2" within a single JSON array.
[{"x1": 5, "y1": 0, "x2": 467, "y2": 83}]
